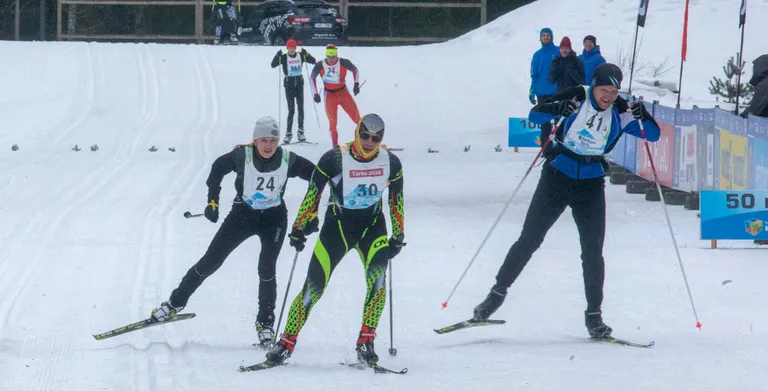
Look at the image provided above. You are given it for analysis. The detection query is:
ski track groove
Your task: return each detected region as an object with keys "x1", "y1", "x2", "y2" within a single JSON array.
[
  {"x1": 0, "y1": 43, "x2": 99, "y2": 299},
  {"x1": 5, "y1": 43, "x2": 159, "y2": 390},
  {"x1": 130, "y1": 45, "x2": 219, "y2": 391}
]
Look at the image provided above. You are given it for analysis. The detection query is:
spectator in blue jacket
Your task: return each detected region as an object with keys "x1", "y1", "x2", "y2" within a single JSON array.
[
  {"x1": 579, "y1": 35, "x2": 606, "y2": 84},
  {"x1": 529, "y1": 27, "x2": 560, "y2": 105}
]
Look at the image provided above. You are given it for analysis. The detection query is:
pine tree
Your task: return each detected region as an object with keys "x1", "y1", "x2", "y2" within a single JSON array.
[{"x1": 709, "y1": 54, "x2": 754, "y2": 104}]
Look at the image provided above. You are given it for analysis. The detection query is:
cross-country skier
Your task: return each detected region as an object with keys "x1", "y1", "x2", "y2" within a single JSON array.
[
  {"x1": 271, "y1": 40, "x2": 317, "y2": 144},
  {"x1": 264, "y1": 113, "x2": 405, "y2": 366},
  {"x1": 150, "y1": 117, "x2": 315, "y2": 346},
  {"x1": 212, "y1": 0, "x2": 240, "y2": 45},
  {"x1": 309, "y1": 44, "x2": 362, "y2": 147},
  {"x1": 472, "y1": 63, "x2": 661, "y2": 339}
]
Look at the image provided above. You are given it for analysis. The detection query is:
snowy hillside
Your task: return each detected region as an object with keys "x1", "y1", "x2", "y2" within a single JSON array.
[
  {"x1": 1, "y1": 2, "x2": 768, "y2": 390},
  {"x1": 454, "y1": 0, "x2": 768, "y2": 110}
]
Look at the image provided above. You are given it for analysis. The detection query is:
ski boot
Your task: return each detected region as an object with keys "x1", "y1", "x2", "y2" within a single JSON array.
[
  {"x1": 283, "y1": 132, "x2": 293, "y2": 145},
  {"x1": 585, "y1": 310, "x2": 612, "y2": 338},
  {"x1": 213, "y1": 36, "x2": 220, "y2": 45},
  {"x1": 255, "y1": 311, "x2": 275, "y2": 347},
  {"x1": 355, "y1": 326, "x2": 378, "y2": 365},
  {"x1": 151, "y1": 301, "x2": 184, "y2": 322},
  {"x1": 229, "y1": 34, "x2": 238, "y2": 44},
  {"x1": 265, "y1": 333, "x2": 295, "y2": 365},
  {"x1": 297, "y1": 129, "x2": 306, "y2": 143},
  {"x1": 472, "y1": 284, "x2": 507, "y2": 321}
]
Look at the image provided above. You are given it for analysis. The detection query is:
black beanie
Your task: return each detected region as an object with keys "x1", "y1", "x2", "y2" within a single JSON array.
[
  {"x1": 584, "y1": 35, "x2": 597, "y2": 44},
  {"x1": 591, "y1": 63, "x2": 623, "y2": 88}
]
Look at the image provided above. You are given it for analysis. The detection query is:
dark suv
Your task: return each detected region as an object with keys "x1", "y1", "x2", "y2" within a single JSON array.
[{"x1": 239, "y1": 0, "x2": 348, "y2": 46}]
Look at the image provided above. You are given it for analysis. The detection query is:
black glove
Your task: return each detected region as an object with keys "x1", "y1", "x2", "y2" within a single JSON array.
[
  {"x1": 314, "y1": 93, "x2": 321, "y2": 103},
  {"x1": 204, "y1": 200, "x2": 219, "y2": 223},
  {"x1": 388, "y1": 234, "x2": 405, "y2": 259},
  {"x1": 353, "y1": 82, "x2": 360, "y2": 96},
  {"x1": 276, "y1": 49, "x2": 283, "y2": 57},
  {"x1": 289, "y1": 213, "x2": 319, "y2": 252},
  {"x1": 551, "y1": 99, "x2": 577, "y2": 117},
  {"x1": 630, "y1": 101, "x2": 650, "y2": 121},
  {"x1": 289, "y1": 228, "x2": 307, "y2": 252},
  {"x1": 300, "y1": 48, "x2": 307, "y2": 55}
]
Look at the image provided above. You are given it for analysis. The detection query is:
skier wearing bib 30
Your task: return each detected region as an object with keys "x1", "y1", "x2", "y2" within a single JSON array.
[
  {"x1": 265, "y1": 113, "x2": 405, "y2": 366},
  {"x1": 150, "y1": 117, "x2": 315, "y2": 346},
  {"x1": 310, "y1": 44, "x2": 362, "y2": 147},
  {"x1": 271, "y1": 40, "x2": 317, "y2": 144},
  {"x1": 472, "y1": 63, "x2": 661, "y2": 338}
]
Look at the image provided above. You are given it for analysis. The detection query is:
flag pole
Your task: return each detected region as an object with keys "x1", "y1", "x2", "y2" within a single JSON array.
[
  {"x1": 628, "y1": 23, "x2": 640, "y2": 96},
  {"x1": 735, "y1": 22, "x2": 746, "y2": 114},
  {"x1": 676, "y1": 0, "x2": 690, "y2": 109}
]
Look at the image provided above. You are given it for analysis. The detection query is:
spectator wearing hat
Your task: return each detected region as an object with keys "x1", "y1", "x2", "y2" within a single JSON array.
[
  {"x1": 579, "y1": 35, "x2": 606, "y2": 85},
  {"x1": 271, "y1": 40, "x2": 317, "y2": 144},
  {"x1": 548, "y1": 37, "x2": 586, "y2": 94}
]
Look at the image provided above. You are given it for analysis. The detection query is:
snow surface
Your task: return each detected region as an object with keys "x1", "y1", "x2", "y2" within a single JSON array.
[{"x1": 2, "y1": 1, "x2": 768, "y2": 390}]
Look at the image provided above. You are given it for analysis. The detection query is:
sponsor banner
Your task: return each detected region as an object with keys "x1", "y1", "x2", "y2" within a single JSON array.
[
  {"x1": 636, "y1": 104, "x2": 675, "y2": 187},
  {"x1": 716, "y1": 110, "x2": 749, "y2": 190},
  {"x1": 749, "y1": 115, "x2": 768, "y2": 190},
  {"x1": 676, "y1": 109, "x2": 697, "y2": 192}
]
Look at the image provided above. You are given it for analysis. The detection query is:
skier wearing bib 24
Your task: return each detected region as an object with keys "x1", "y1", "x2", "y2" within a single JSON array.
[
  {"x1": 472, "y1": 64, "x2": 661, "y2": 339},
  {"x1": 310, "y1": 44, "x2": 362, "y2": 147},
  {"x1": 271, "y1": 40, "x2": 317, "y2": 144},
  {"x1": 150, "y1": 117, "x2": 315, "y2": 347},
  {"x1": 265, "y1": 113, "x2": 405, "y2": 367}
]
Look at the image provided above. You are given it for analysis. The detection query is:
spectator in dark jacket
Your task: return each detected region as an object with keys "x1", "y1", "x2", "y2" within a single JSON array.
[
  {"x1": 548, "y1": 37, "x2": 586, "y2": 93},
  {"x1": 741, "y1": 54, "x2": 768, "y2": 119},
  {"x1": 579, "y1": 35, "x2": 606, "y2": 84}
]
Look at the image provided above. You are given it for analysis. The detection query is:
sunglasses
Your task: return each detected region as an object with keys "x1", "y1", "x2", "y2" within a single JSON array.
[{"x1": 359, "y1": 132, "x2": 382, "y2": 143}]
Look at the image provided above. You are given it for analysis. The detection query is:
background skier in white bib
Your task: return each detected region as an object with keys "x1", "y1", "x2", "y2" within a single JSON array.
[
  {"x1": 472, "y1": 63, "x2": 661, "y2": 339},
  {"x1": 265, "y1": 113, "x2": 405, "y2": 367},
  {"x1": 271, "y1": 40, "x2": 317, "y2": 144},
  {"x1": 150, "y1": 117, "x2": 315, "y2": 347}
]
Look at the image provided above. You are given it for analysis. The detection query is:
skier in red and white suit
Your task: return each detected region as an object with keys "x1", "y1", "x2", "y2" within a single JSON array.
[{"x1": 309, "y1": 44, "x2": 362, "y2": 146}]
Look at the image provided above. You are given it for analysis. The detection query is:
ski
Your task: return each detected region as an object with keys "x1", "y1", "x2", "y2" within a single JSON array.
[
  {"x1": 340, "y1": 361, "x2": 408, "y2": 375},
  {"x1": 239, "y1": 360, "x2": 286, "y2": 372},
  {"x1": 433, "y1": 319, "x2": 506, "y2": 335},
  {"x1": 592, "y1": 336, "x2": 655, "y2": 348},
  {"x1": 283, "y1": 141, "x2": 318, "y2": 146},
  {"x1": 93, "y1": 313, "x2": 196, "y2": 340}
]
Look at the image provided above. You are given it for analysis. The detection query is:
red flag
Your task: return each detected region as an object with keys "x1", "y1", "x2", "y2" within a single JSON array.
[{"x1": 681, "y1": 0, "x2": 690, "y2": 61}]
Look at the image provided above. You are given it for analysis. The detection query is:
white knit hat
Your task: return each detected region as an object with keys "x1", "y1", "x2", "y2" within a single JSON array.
[{"x1": 252, "y1": 116, "x2": 280, "y2": 140}]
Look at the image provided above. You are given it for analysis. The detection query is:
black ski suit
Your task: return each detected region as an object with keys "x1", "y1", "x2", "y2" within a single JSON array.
[
  {"x1": 168, "y1": 145, "x2": 314, "y2": 325},
  {"x1": 271, "y1": 49, "x2": 318, "y2": 136}
]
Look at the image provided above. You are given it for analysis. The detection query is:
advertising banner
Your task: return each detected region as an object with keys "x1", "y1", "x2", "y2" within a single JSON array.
[
  {"x1": 637, "y1": 105, "x2": 675, "y2": 187},
  {"x1": 695, "y1": 109, "x2": 716, "y2": 191},
  {"x1": 676, "y1": 109, "x2": 697, "y2": 192},
  {"x1": 749, "y1": 115, "x2": 768, "y2": 190},
  {"x1": 716, "y1": 110, "x2": 749, "y2": 190}
]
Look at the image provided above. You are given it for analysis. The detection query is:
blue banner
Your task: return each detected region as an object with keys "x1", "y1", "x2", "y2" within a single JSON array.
[
  {"x1": 508, "y1": 117, "x2": 543, "y2": 148},
  {"x1": 700, "y1": 190, "x2": 768, "y2": 240}
]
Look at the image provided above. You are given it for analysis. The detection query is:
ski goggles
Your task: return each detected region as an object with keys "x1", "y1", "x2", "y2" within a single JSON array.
[{"x1": 359, "y1": 132, "x2": 382, "y2": 143}]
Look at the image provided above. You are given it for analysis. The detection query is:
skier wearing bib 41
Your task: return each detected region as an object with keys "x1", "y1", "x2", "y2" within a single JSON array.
[
  {"x1": 265, "y1": 113, "x2": 405, "y2": 367},
  {"x1": 150, "y1": 117, "x2": 315, "y2": 347},
  {"x1": 271, "y1": 40, "x2": 317, "y2": 144},
  {"x1": 472, "y1": 63, "x2": 661, "y2": 339}
]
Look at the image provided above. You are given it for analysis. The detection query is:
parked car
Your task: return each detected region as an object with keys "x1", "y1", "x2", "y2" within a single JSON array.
[{"x1": 238, "y1": 0, "x2": 347, "y2": 46}]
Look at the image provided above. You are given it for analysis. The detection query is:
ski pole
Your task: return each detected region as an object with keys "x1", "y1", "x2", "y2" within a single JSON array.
[
  {"x1": 278, "y1": 67, "x2": 282, "y2": 131},
  {"x1": 305, "y1": 63, "x2": 323, "y2": 139},
  {"x1": 273, "y1": 250, "x2": 301, "y2": 342},
  {"x1": 387, "y1": 258, "x2": 397, "y2": 356},
  {"x1": 183, "y1": 211, "x2": 203, "y2": 218},
  {"x1": 441, "y1": 109, "x2": 571, "y2": 309},
  {"x1": 637, "y1": 115, "x2": 701, "y2": 330}
]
